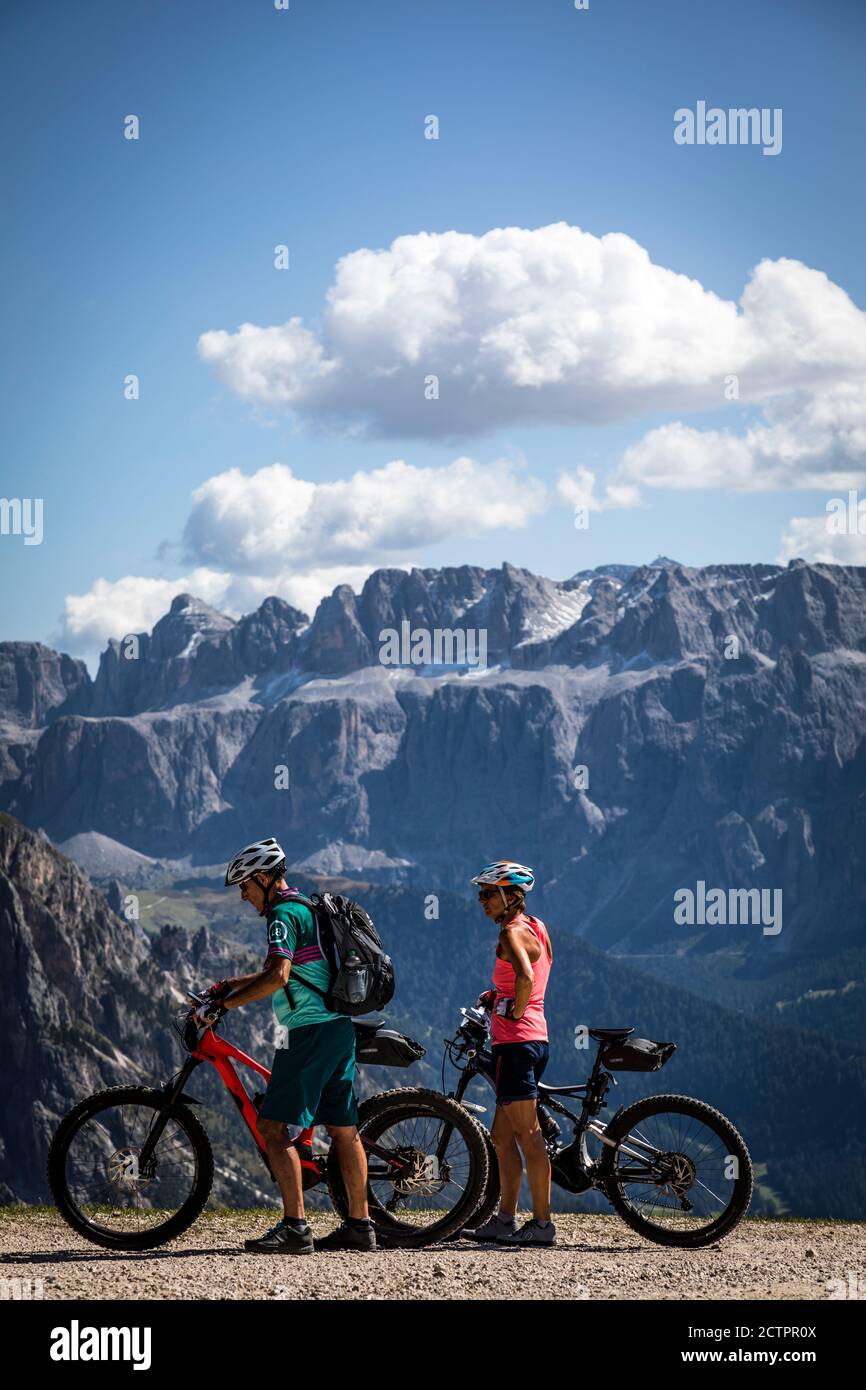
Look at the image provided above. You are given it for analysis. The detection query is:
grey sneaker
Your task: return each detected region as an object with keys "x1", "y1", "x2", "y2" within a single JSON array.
[
  {"x1": 463, "y1": 1212, "x2": 518, "y2": 1242},
  {"x1": 496, "y1": 1218, "x2": 557, "y2": 1247}
]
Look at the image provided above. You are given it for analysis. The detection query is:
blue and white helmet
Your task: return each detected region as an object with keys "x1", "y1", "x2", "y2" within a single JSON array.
[
  {"x1": 470, "y1": 860, "x2": 535, "y2": 891},
  {"x1": 225, "y1": 838, "x2": 286, "y2": 886}
]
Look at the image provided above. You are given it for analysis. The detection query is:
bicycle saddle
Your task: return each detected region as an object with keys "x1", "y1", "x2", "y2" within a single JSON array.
[{"x1": 588, "y1": 1026, "x2": 635, "y2": 1042}]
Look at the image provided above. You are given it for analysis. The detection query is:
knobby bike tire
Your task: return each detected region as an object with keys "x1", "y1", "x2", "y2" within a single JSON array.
[
  {"x1": 47, "y1": 1085, "x2": 214, "y2": 1251},
  {"x1": 472, "y1": 1128, "x2": 501, "y2": 1228},
  {"x1": 326, "y1": 1086, "x2": 489, "y2": 1247},
  {"x1": 447, "y1": 1126, "x2": 500, "y2": 1239},
  {"x1": 599, "y1": 1092, "x2": 753, "y2": 1248}
]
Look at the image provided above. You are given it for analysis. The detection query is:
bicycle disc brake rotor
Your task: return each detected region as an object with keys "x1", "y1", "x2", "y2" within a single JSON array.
[
  {"x1": 655, "y1": 1150, "x2": 696, "y2": 1201},
  {"x1": 389, "y1": 1146, "x2": 449, "y2": 1199},
  {"x1": 106, "y1": 1146, "x2": 155, "y2": 1189}
]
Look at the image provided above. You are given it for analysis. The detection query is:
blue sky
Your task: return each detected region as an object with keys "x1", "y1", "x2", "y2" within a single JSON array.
[{"x1": 1, "y1": 0, "x2": 864, "y2": 665}]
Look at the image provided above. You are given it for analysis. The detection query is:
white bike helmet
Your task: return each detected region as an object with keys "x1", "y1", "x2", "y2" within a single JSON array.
[{"x1": 225, "y1": 838, "x2": 286, "y2": 886}]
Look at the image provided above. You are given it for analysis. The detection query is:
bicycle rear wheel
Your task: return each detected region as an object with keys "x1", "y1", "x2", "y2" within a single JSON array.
[
  {"x1": 326, "y1": 1087, "x2": 489, "y2": 1247},
  {"x1": 47, "y1": 1085, "x2": 213, "y2": 1251},
  {"x1": 600, "y1": 1093, "x2": 752, "y2": 1248}
]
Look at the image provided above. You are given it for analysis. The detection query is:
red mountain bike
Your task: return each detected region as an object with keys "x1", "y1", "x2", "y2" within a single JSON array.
[{"x1": 47, "y1": 991, "x2": 489, "y2": 1250}]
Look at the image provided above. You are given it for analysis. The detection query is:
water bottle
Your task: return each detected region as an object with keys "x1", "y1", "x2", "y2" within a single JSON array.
[
  {"x1": 343, "y1": 948, "x2": 368, "y2": 1006},
  {"x1": 537, "y1": 1103, "x2": 561, "y2": 1145}
]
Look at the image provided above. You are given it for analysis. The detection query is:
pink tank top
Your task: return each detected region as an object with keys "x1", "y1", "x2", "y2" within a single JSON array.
[{"x1": 490, "y1": 914, "x2": 551, "y2": 1044}]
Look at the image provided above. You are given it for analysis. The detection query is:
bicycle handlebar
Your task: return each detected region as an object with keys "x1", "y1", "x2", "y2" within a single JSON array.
[{"x1": 185, "y1": 988, "x2": 225, "y2": 1029}]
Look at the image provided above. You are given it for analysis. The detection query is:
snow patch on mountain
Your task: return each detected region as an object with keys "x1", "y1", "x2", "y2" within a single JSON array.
[{"x1": 516, "y1": 580, "x2": 594, "y2": 644}]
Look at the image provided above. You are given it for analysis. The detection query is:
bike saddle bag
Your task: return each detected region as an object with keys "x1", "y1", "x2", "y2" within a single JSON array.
[
  {"x1": 353, "y1": 1024, "x2": 426, "y2": 1068},
  {"x1": 600, "y1": 1037, "x2": 676, "y2": 1071}
]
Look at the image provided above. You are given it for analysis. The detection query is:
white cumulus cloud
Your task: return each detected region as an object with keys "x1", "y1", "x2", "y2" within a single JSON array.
[
  {"x1": 59, "y1": 455, "x2": 547, "y2": 651},
  {"x1": 60, "y1": 569, "x2": 234, "y2": 650},
  {"x1": 556, "y1": 466, "x2": 641, "y2": 513},
  {"x1": 618, "y1": 382, "x2": 866, "y2": 495},
  {"x1": 197, "y1": 224, "x2": 866, "y2": 490},
  {"x1": 779, "y1": 497, "x2": 866, "y2": 565},
  {"x1": 58, "y1": 564, "x2": 383, "y2": 651},
  {"x1": 182, "y1": 456, "x2": 546, "y2": 572}
]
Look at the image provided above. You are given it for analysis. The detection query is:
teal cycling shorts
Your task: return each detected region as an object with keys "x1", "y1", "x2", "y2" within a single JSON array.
[{"x1": 258, "y1": 1016, "x2": 359, "y2": 1132}]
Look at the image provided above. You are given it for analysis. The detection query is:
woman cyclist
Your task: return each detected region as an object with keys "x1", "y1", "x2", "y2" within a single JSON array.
[{"x1": 465, "y1": 860, "x2": 555, "y2": 1247}]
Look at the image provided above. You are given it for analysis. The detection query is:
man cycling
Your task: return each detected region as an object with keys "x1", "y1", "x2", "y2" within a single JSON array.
[
  {"x1": 464, "y1": 860, "x2": 556, "y2": 1247},
  {"x1": 200, "y1": 837, "x2": 375, "y2": 1254}
]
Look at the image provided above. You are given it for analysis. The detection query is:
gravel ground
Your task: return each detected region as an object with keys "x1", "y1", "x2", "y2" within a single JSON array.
[{"x1": 1, "y1": 1208, "x2": 863, "y2": 1301}]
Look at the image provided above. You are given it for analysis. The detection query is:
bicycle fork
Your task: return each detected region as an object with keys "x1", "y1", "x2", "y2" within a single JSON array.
[{"x1": 136, "y1": 1056, "x2": 203, "y2": 1176}]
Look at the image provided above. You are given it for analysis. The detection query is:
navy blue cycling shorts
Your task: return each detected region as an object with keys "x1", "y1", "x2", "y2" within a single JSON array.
[{"x1": 491, "y1": 1040, "x2": 550, "y2": 1104}]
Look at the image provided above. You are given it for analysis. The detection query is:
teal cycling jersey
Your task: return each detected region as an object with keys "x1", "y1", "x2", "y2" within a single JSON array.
[{"x1": 264, "y1": 891, "x2": 342, "y2": 1032}]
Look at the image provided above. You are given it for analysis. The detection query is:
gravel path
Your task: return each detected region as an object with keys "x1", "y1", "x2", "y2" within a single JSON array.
[{"x1": 2, "y1": 1209, "x2": 863, "y2": 1301}]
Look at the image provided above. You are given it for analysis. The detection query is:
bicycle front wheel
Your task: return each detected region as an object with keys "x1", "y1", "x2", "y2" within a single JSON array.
[
  {"x1": 47, "y1": 1085, "x2": 213, "y2": 1251},
  {"x1": 326, "y1": 1087, "x2": 489, "y2": 1247},
  {"x1": 600, "y1": 1093, "x2": 753, "y2": 1248}
]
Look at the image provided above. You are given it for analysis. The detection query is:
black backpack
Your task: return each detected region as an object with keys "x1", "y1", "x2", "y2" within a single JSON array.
[{"x1": 281, "y1": 891, "x2": 395, "y2": 1017}]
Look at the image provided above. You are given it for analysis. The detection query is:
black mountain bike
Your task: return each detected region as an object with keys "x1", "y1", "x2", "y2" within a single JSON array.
[{"x1": 426, "y1": 997, "x2": 752, "y2": 1248}]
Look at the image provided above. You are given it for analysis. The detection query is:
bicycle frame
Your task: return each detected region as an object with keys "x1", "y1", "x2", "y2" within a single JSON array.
[
  {"x1": 445, "y1": 1023, "x2": 711, "y2": 1194},
  {"x1": 139, "y1": 1026, "x2": 317, "y2": 1184},
  {"x1": 443, "y1": 1029, "x2": 671, "y2": 1187},
  {"x1": 140, "y1": 1011, "x2": 413, "y2": 1190}
]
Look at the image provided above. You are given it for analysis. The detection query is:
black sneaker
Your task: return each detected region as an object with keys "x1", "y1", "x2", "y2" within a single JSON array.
[
  {"x1": 244, "y1": 1218, "x2": 313, "y2": 1254},
  {"x1": 314, "y1": 1219, "x2": 377, "y2": 1252}
]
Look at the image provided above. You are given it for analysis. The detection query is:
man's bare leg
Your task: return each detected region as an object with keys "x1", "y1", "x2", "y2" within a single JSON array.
[
  {"x1": 258, "y1": 1118, "x2": 305, "y2": 1220},
  {"x1": 326, "y1": 1125, "x2": 369, "y2": 1219}
]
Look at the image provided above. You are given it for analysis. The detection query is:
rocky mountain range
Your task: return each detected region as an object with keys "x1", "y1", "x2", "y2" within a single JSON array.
[
  {"x1": 1, "y1": 557, "x2": 864, "y2": 965},
  {"x1": 0, "y1": 813, "x2": 257, "y2": 1203}
]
